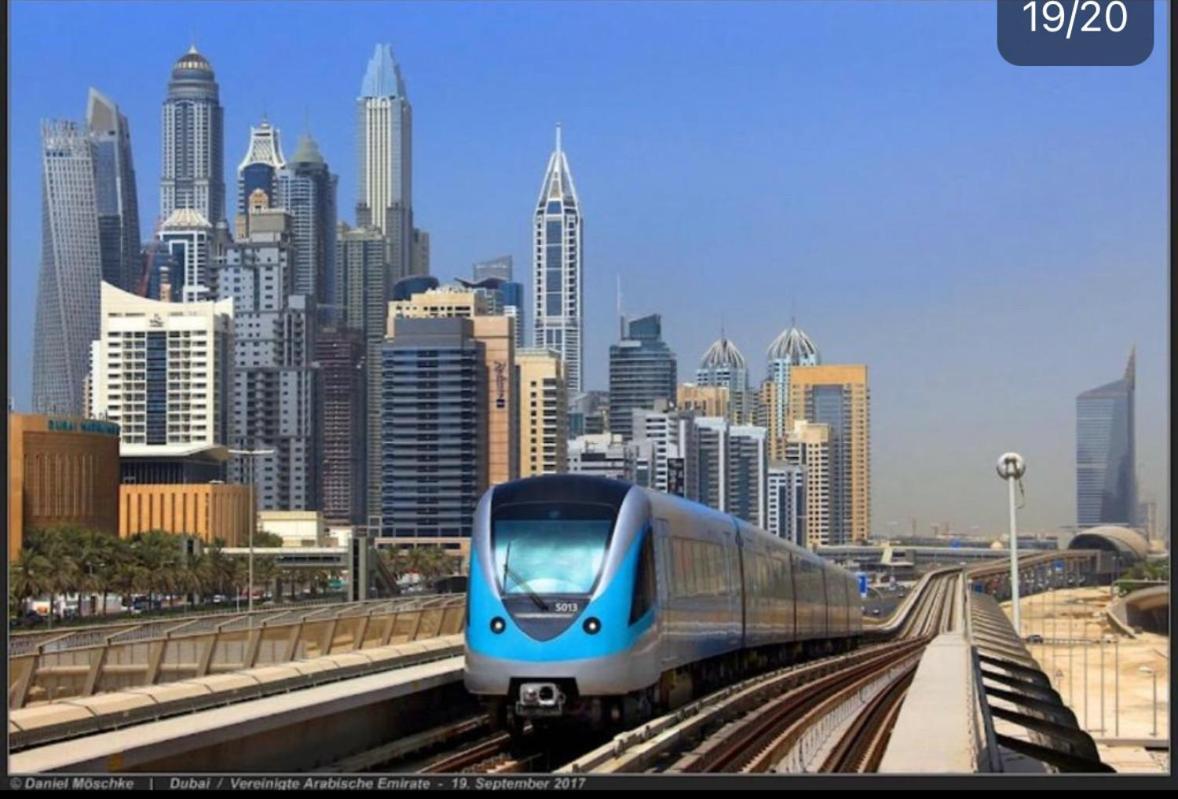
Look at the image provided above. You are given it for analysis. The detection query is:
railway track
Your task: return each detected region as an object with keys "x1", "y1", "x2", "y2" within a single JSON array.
[
  {"x1": 327, "y1": 569, "x2": 964, "y2": 775},
  {"x1": 557, "y1": 569, "x2": 962, "y2": 775}
]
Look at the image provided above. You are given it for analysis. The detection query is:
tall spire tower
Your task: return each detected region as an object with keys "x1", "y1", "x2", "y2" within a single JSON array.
[
  {"x1": 235, "y1": 118, "x2": 286, "y2": 238},
  {"x1": 160, "y1": 45, "x2": 225, "y2": 226},
  {"x1": 356, "y1": 43, "x2": 415, "y2": 285},
  {"x1": 533, "y1": 123, "x2": 584, "y2": 393}
]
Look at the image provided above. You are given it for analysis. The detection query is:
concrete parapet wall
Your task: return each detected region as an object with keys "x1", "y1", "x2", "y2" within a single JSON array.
[
  {"x1": 878, "y1": 632, "x2": 982, "y2": 773},
  {"x1": 10, "y1": 643, "x2": 469, "y2": 773}
]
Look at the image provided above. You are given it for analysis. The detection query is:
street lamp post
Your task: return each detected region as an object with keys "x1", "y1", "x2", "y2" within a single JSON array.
[
  {"x1": 996, "y1": 453, "x2": 1026, "y2": 636},
  {"x1": 228, "y1": 446, "x2": 274, "y2": 618},
  {"x1": 1114, "y1": 634, "x2": 1120, "y2": 737},
  {"x1": 1139, "y1": 666, "x2": 1157, "y2": 737},
  {"x1": 1099, "y1": 635, "x2": 1106, "y2": 733},
  {"x1": 1083, "y1": 625, "x2": 1089, "y2": 728}
]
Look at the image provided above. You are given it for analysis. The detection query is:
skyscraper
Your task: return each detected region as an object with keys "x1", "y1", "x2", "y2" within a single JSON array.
[
  {"x1": 633, "y1": 404, "x2": 697, "y2": 498},
  {"x1": 90, "y1": 282, "x2": 233, "y2": 458},
  {"x1": 784, "y1": 419, "x2": 832, "y2": 547},
  {"x1": 411, "y1": 227, "x2": 430, "y2": 277},
  {"x1": 457, "y1": 277, "x2": 526, "y2": 349},
  {"x1": 87, "y1": 88, "x2": 141, "y2": 292},
  {"x1": 336, "y1": 221, "x2": 388, "y2": 525},
  {"x1": 533, "y1": 125, "x2": 584, "y2": 393},
  {"x1": 465, "y1": 257, "x2": 525, "y2": 349},
  {"x1": 235, "y1": 118, "x2": 286, "y2": 239},
  {"x1": 1076, "y1": 351, "x2": 1137, "y2": 528},
  {"x1": 518, "y1": 348, "x2": 569, "y2": 477},
  {"x1": 317, "y1": 327, "x2": 365, "y2": 525},
  {"x1": 356, "y1": 44, "x2": 415, "y2": 283},
  {"x1": 788, "y1": 365, "x2": 870, "y2": 544},
  {"x1": 767, "y1": 462, "x2": 807, "y2": 547},
  {"x1": 277, "y1": 133, "x2": 338, "y2": 317},
  {"x1": 697, "y1": 334, "x2": 751, "y2": 424},
  {"x1": 728, "y1": 425, "x2": 768, "y2": 529},
  {"x1": 677, "y1": 384, "x2": 730, "y2": 419},
  {"x1": 388, "y1": 287, "x2": 518, "y2": 487},
  {"x1": 381, "y1": 317, "x2": 486, "y2": 538},
  {"x1": 761, "y1": 322, "x2": 820, "y2": 459},
  {"x1": 217, "y1": 208, "x2": 317, "y2": 511},
  {"x1": 33, "y1": 120, "x2": 104, "y2": 414},
  {"x1": 161, "y1": 46, "x2": 225, "y2": 226},
  {"x1": 158, "y1": 208, "x2": 214, "y2": 302},
  {"x1": 608, "y1": 314, "x2": 678, "y2": 442},
  {"x1": 568, "y1": 390, "x2": 610, "y2": 437},
  {"x1": 474, "y1": 255, "x2": 514, "y2": 283},
  {"x1": 336, "y1": 222, "x2": 388, "y2": 340}
]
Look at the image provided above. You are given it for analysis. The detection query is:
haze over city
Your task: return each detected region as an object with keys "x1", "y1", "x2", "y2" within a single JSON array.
[{"x1": 7, "y1": 0, "x2": 1169, "y2": 535}]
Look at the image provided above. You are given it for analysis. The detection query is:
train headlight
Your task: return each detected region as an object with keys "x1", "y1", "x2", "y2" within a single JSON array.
[
  {"x1": 583, "y1": 617, "x2": 601, "y2": 635},
  {"x1": 490, "y1": 616, "x2": 506, "y2": 634}
]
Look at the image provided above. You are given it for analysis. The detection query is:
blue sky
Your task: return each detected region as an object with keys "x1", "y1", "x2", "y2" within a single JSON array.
[{"x1": 7, "y1": 1, "x2": 1169, "y2": 535}]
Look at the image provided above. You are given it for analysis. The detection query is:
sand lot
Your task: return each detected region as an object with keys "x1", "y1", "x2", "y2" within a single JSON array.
[{"x1": 1000, "y1": 587, "x2": 1168, "y2": 773}]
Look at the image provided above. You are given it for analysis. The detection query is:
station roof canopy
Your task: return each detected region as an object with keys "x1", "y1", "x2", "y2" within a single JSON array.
[{"x1": 1068, "y1": 525, "x2": 1149, "y2": 564}]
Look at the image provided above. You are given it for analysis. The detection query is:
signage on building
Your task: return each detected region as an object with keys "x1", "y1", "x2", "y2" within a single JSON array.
[
  {"x1": 48, "y1": 418, "x2": 120, "y2": 436},
  {"x1": 493, "y1": 361, "x2": 506, "y2": 409}
]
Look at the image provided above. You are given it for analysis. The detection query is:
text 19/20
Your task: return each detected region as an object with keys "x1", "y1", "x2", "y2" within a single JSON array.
[{"x1": 1022, "y1": 0, "x2": 1128, "y2": 38}]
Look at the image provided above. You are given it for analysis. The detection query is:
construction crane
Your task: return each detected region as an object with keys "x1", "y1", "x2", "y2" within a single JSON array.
[{"x1": 136, "y1": 215, "x2": 165, "y2": 297}]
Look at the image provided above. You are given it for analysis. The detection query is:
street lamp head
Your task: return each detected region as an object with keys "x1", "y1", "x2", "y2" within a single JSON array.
[{"x1": 996, "y1": 452, "x2": 1026, "y2": 480}]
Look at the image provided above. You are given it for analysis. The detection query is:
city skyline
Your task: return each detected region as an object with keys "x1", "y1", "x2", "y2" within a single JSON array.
[{"x1": 8, "y1": 0, "x2": 1169, "y2": 534}]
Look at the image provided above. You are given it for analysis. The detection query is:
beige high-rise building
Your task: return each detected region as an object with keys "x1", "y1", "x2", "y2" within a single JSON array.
[
  {"x1": 473, "y1": 316, "x2": 518, "y2": 486},
  {"x1": 677, "y1": 383, "x2": 729, "y2": 418},
  {"x1": 758, "y1": 380, "x2": 786, "y2": 460},
  {"x1": 517, "y1": 348, "x2": 568, "y2": 477},
  {"x1": 787, "y1": 365, "x2": 870, "y2": 543},
  {"x1": 784, "y1": 420, "x2": 832, "y2": 547},
  {"x1": 387, "y1": 287, "x2": 517, "y2": 486}
]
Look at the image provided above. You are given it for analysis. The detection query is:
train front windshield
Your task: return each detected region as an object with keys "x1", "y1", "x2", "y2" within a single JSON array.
[{"x1": 491, "y1": 503, "x2": 616, "y2": 595}]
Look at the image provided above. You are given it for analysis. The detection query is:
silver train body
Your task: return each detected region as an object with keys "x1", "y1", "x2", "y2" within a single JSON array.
[{"x1": 463, "y1": 475, "x2": 861, "y2": 721}]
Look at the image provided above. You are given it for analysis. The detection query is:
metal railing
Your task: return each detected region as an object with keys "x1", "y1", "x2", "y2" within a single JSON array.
[{"x1": 8, "y1": 595, "x2": 465, "y2": 709}]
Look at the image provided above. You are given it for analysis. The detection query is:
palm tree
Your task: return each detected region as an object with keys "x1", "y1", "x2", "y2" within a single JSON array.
[
  {"x1": 198, "y1": 542, "x2": 234, "y2": 603},
  {"x1": 32, "y1": 527, "x2": 81, "y2": 627},
  {"x1": 9, "y1": 549, "x2": 53, "y2": 617}
]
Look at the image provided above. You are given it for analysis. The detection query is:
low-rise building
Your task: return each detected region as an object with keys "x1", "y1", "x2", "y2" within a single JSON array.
[
  {"x1": 8, "y1": 413, "x2": 121, "y2": 560},
  {"x1": 257, "y1": 510, "x2": 329, "y2": 548},
  {"x1": 119, "y1": 482, "x2": 253, "y2": 547}
]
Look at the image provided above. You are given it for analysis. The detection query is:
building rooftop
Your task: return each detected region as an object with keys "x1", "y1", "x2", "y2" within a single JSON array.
[{"x1": 700, "y1": 336, "x2": 747, "y2": 371}]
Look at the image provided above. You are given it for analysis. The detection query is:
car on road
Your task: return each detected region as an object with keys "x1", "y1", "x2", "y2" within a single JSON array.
[{"x1": 1025, "y1": 634, "x2": 1044, "y2": 644}]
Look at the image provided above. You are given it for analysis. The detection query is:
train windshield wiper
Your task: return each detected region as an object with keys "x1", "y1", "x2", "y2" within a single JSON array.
[{"x1": 502, "y1": 541, "x2": 548, "y2": 611}]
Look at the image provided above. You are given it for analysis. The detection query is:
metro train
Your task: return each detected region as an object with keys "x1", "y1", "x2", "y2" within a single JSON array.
[{"x1": 463, "y1": 475, "x2": 862, "y2": 731}]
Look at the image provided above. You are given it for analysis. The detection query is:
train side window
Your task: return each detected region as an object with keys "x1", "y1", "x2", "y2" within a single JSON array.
[{"x1": 630, "y1": 529, "x2": 656, "y2": 624}]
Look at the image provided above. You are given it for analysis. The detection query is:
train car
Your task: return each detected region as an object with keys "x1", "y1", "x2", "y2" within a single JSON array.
[{"x1": 463, "y1": 474, "x2": 861, "y2": 731}]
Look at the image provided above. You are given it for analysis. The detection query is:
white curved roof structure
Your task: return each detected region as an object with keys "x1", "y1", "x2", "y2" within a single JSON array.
[
  {"x1": 768, "y1": 324, "x2": 819, "y2": 364},
  {"x1": 700, "y1": 336, "x2": 747, "y2": 371}
]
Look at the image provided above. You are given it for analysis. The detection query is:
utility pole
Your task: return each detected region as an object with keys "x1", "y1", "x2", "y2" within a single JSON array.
[{"x1": 229, "y1": 446, "x2": 275, "y2": 620}]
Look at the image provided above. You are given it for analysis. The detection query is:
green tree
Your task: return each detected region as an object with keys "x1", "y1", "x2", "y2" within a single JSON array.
[{"x1": 9, "y1": 548, "x2": 53, "y2": 617}]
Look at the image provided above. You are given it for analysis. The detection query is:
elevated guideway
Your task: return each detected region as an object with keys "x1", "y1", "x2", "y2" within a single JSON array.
[
  {"x1": 10, "y1": 547, "x2": 1126, "y2": 774},
  {"x1": 10, "y1": 638, "x2": 468, "y2": 772},
  {"x1": 880, "y1": 557, "x2": 1114, "y2": 773}
]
